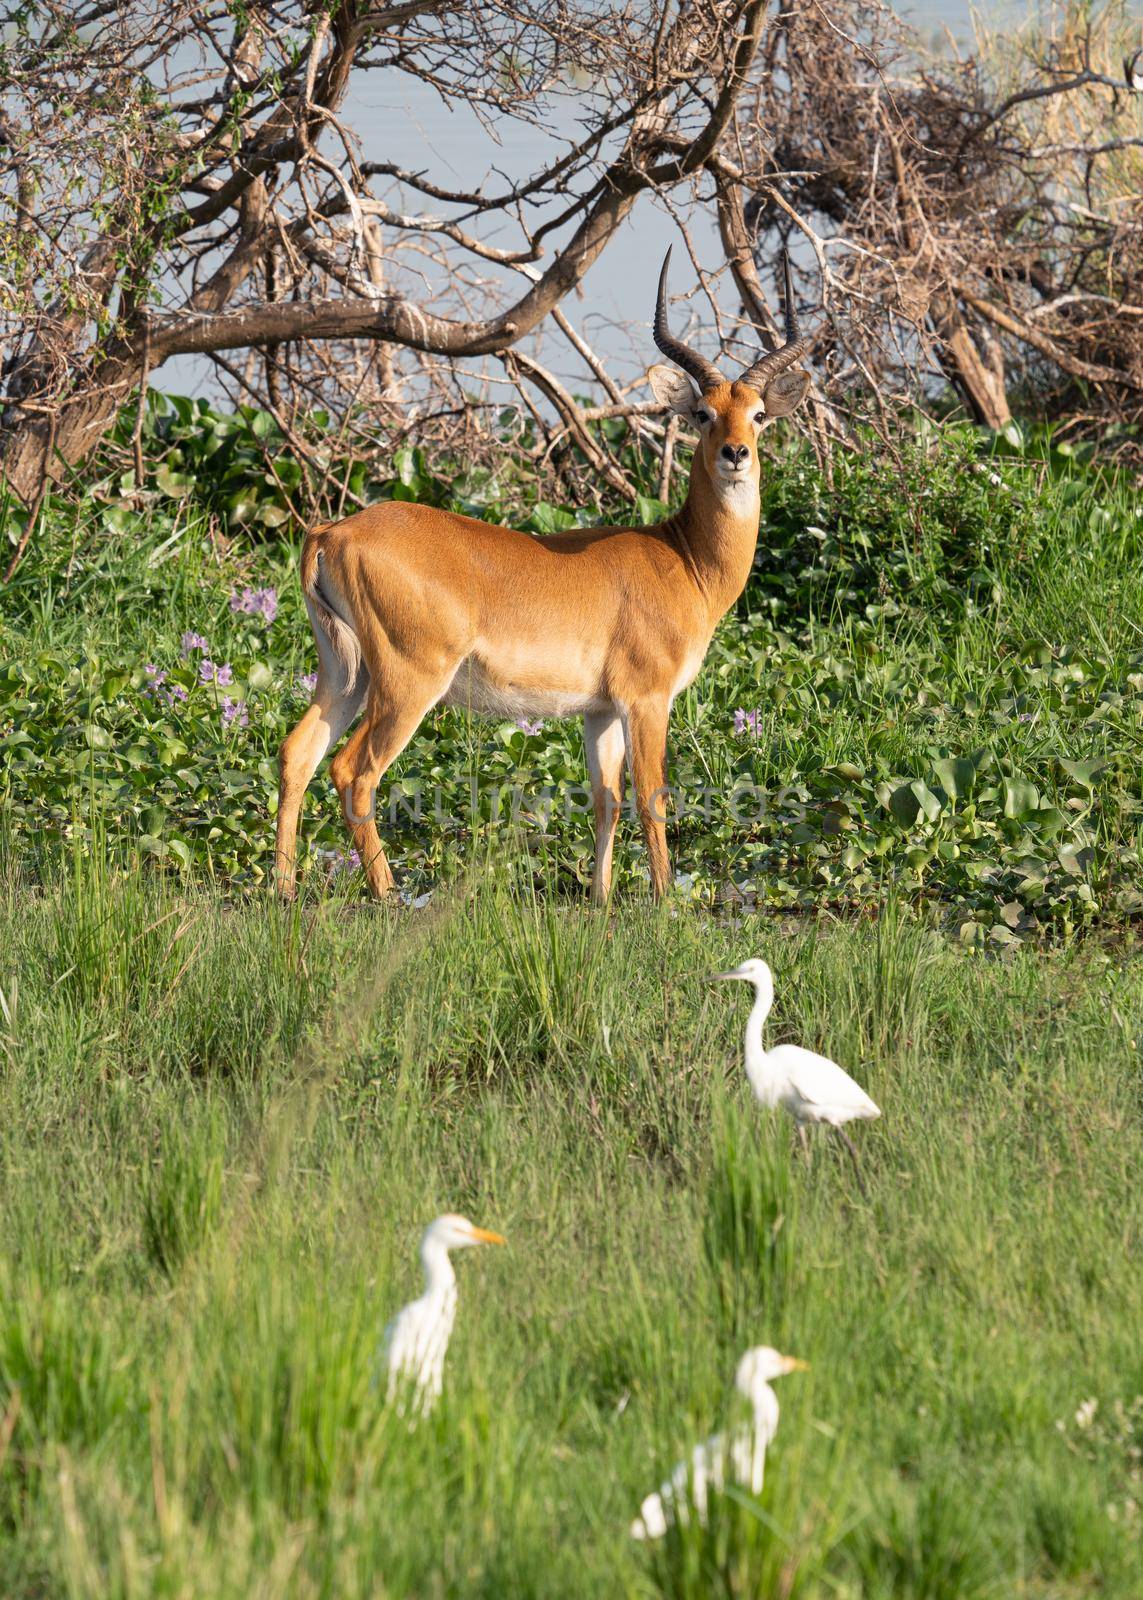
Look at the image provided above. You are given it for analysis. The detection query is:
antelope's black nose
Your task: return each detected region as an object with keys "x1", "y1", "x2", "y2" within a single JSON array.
[{"x1": 720, "y1": 444, "x2": 749, "y2": 468}]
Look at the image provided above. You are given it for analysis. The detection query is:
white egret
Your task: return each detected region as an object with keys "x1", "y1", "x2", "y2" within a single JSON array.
[
  {"x1": 383, "y1": 1213, "x2": 505, "y2": 1413},
  {"x1": 1125, "y1": 48, "x2": 1142, "y2": 91},
  {"x1": 631, "y1": 1346, "x2": 807, "y2": 1540},
  {"x1": 713, "y1": 957, "x2": 880, "y2": 1193}
]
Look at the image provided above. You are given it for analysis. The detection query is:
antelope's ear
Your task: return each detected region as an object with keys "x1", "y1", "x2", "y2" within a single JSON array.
[
  {"x1": 762, "y1": 370, "x2": 811, "y2": 417},
  {"x1": 648, "y1": 363, "x2": 702, "y2": 419}
]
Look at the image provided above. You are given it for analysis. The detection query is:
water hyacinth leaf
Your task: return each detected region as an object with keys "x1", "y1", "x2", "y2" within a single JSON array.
[
  {"x1": 1030, "y1": 806, "x2": 1068, "y2": 840},
  {"x1": 932, "y1": 757, "x2": 977, "y2": 801},
  {"x1": 155, "y1": 464, "x2": 193, "y2": 498},
  {"x1": 224, "y1": 491, "x2": 258, "y2": 524},
  {"x1": 888, "y1": 784, "x2": 920, "y2": 827},
  {"x1": 1057, "y1": 757, "x2": 1106, "y2": 789},
  {"x1": 1056, "y1": 843, "x2": 1094, "y2": 876},
  {"x1": 140, "y1": 805, "x2": 167, "y2": 837},
  {"x1": 100, "y1": 672, "x2": 129, "y2": 700},
  {"x1": 271, "y1": 459, "x2": 303, "y2": 491},
  {"x1": 910, "y1": 780, "x2": 943, "y2": 823},
  {"x1": 102, "y1": 505, "x2": 135, "y2": 534},
  {"x1": 634, "y1": 494, "x2": 669, "y2": 523},
  {"x1": 525, "y1": 502, "x2": 579, "y2": 535},
  {"x1": 1002, "y1": 777, "x2": 1040, "y2": 819}
]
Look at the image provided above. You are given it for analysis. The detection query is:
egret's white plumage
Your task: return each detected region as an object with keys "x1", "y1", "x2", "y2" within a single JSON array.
[
  {"x1": 714, "y1": 958, "x2": 880, "y2": 1185},
  {"x1": 383, "y1": 1213, "x2": 505, "y2": 1413},
  {"x1": 631, "y1": 1346, "x2": 807, "y2": 1540}
]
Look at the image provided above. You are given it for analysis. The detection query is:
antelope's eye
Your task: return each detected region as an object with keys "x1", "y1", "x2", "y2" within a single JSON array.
[
  {"x1": 753, "y1": 411, "x2": 765, "y2": 424},
  {"x1": 696, "y1": 409, "x2": 714, "y2": 427}
]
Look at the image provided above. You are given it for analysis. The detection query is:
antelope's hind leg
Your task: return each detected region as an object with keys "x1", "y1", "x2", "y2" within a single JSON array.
[
  {"x1": 330, "y1": 668, "x2": 450, "y2": 899},
  {"x1": 275, "y1": 667, "x2": 366, "y2": 898},
  {"x1": 625, "y1": 700, "x2": 672, "y2": 901}
]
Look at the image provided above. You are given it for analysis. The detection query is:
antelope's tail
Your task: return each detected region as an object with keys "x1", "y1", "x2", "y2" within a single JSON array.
[{"x1": 300, "y1": 522, "x2": 362, "y2": 692}]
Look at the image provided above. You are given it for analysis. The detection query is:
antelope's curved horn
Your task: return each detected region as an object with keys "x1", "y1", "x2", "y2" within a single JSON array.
[
  {"x1": 738, "y1": 251, "x2": 809, "y2": 393},
  {"x1": 653, "y1": 247, "x2": 724, "y2": 394}
]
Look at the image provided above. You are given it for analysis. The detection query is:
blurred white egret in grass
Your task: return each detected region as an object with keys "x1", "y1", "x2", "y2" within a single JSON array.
[
  {"x1": 714, "y1": 957, "x2": 880, "y2": 1194},
  {"x1": 631, "y1": 1346, "x2": 807, "y2": 1539},
  {"x1": 384, "y1": 1213, "x2": 505, "y2": 1413}
]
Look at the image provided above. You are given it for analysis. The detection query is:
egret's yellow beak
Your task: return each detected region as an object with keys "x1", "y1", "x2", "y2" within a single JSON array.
[
  {"x1": 469, "y1": 1226, "x2": 507, "y2": 1246},
  {"x1": 784, "y1": 1356, "x2": 810, "y2": 1372},
  {"x1": 709, "y1": 970, "x2": 742, "y2": 982}
]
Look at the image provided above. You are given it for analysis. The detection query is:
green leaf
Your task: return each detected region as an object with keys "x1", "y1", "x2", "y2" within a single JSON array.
[
  {"x1": 224, "y1": 491, "x2": 258, "y2": 524},
  {"x1": 888, "y1": 784, "x2": 920, "y2": 827},
  {"x1": 155, "y1": 463, "x2": 193, "y2": 499},
  {"x1": 910, "y1": 779, "x2": 942, "y2": 823},
  {"x1": 272, "y1": 459, "x2": 303, "y2": 491},
  {"x1": 525, "y1": 502, "x2": 579, "y2": 535},
  {"x1": 393, "y1": 447, "x2": 419, "y2": 488},
  {"x1": 1029, "y1": 806, "x2": 1068, "y2": 840},
  {"x1": 1057, "y1": 757, "x2": 1105, "y2": 789},
  {"x1": 1056, "y1": 843, "x2": 1093, "y2": 876},
  {"x1": 932, "y1": 757, "x2": 976, "y2": 801},
  {"x1": 102, "y1": 505, "x2": 135, "y2": 534},
  {"x1": 1002, "y1": 777, "x2": 1040, "y2": 819},
  {"x1": 140, "y1": 805, "x2": 167, "y2": 836},
  {"x1": 635, "y1": 494, "x2": 668, "y2": 523}
]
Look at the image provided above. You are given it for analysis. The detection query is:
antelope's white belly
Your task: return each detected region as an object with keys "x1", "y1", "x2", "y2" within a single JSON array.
[{"x1": 440, "y1": 656, "x2": 609, "y2": 720}]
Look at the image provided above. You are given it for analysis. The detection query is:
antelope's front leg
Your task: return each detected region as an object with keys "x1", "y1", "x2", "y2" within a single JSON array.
[
  {"x1": 583, "y1": 709, "x2": 626, "y2": 905},
  {"x1": 625, "y1": 700, "x2": 672, "y2": 901}
]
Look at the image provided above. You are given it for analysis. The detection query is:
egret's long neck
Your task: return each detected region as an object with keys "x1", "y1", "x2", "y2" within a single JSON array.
[
  {"x1": 420, "y1": 1240, "x2": 456, "y2": 1299},
  {"x1": 750, "y1": 1382, "x2": 777, "y2": 1489},
  {"x1": 743, "y1": 981, "x2": 776, "y2": 1102}
]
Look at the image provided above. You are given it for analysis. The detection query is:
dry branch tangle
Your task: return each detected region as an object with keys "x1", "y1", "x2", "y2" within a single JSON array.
[{"x1": 1, "y1": 0, "x2": 1140, "y2": 545}]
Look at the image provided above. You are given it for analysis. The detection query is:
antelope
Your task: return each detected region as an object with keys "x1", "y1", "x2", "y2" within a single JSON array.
[{"x1": 274, "y1": 248, "x2": 811, "y2": 903}]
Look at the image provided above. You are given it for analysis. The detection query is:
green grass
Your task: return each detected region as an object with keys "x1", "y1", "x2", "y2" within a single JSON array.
[{"x1": 0, "y1": 854, "x2": 1139, "y2": 1598}]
